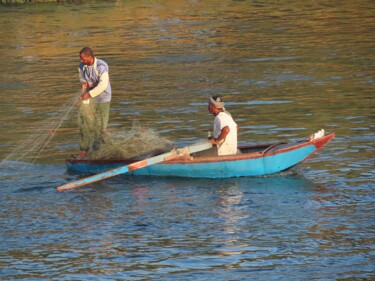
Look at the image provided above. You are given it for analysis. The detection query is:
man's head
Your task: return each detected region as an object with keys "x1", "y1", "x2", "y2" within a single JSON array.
[
  {"x1": 208, "y1": 96, "x2": 224, "y2": 115},
  {"x1": 79, "y1": 47, "x2": 94, "y2": 66}
]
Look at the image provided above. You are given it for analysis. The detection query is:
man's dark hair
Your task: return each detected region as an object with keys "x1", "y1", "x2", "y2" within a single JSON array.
[
  {"x1": 80, "y1": 47, "x2": 94, "y2": 57},
  {"x1": 211, "y1": 96, "x2": 222, "y2": 102}
]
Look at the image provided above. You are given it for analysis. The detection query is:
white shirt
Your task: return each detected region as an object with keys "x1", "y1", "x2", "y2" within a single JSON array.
[
  {"x1": 78, "y1": 58, "x2": 111, "y2": 103},
  {"x1": 213, "y1": 111, "x2": 237, "y2": 155}
]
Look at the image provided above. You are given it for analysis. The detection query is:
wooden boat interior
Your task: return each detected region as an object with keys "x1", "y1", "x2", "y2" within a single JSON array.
[{"x1": 191, "y1": 139, "x2": 307, "y2": 159}]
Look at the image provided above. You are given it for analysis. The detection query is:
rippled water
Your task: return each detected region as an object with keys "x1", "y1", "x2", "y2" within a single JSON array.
[{"x1": 0, "y1": 1, "x2": 374, "y2": 280}]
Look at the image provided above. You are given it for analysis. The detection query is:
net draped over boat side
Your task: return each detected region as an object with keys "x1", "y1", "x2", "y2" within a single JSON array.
[{"x1": 91, "y1": 125, "x2": 174, "y2": 160}]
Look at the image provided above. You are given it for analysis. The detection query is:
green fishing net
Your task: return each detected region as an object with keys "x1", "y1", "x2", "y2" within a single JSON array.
[{"x1": 90, "y1": 125, "x2": 175, "y2": 160}]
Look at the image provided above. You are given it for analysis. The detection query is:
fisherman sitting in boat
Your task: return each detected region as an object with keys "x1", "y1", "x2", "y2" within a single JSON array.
[{"x1": 208, "y1": 96, "x2": 238, "y2": 156}]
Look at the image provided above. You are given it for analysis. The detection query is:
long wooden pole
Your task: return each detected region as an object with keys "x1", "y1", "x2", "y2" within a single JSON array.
[{"x1": 57, "y1": 141, "x2": 212, "y2": 191}]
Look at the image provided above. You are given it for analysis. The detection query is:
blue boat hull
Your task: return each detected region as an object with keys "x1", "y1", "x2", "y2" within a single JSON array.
[
  {"x1": 132, "y1": 145, "x2": 316, "y2": 178},
  {"x1": 66, "y1": 134, "x2": 334, "y2": 178}
]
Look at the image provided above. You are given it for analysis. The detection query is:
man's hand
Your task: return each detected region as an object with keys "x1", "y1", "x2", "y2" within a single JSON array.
[
  {"x1": 81, "y1": 82, "x2": 88, "y2": 91},
  {"x1": 210, "y1": 126, "x2": 230, "y2": 145},
  {"x1": 82, "y1": 92, "x2": 91, "y2": 100},
  {"x1": 210, "y1": 137, "x2": 218, "y2": 145}
]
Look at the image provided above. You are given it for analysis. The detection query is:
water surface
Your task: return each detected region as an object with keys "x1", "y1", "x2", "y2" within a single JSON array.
[{"x1": 0, "y1": 1, "x2": 374, "y2": 280}]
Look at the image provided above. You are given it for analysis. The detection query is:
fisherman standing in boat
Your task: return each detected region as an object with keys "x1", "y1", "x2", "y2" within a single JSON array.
[
  {"x1": 76, "y1": 47, "x2": 112, "y2": 160},
  {"x1": 208, "y1": 96, "x2": 238, "y2": 155}
]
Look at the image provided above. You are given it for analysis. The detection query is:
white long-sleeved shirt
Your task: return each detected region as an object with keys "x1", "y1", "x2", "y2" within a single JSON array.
[{"x1": 78, "y1": 57, "x2": 112, "y2": 103}]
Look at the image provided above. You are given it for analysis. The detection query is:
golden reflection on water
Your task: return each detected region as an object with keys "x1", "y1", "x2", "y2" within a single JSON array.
[{"x1": 0, "y1": 0, "x2": 373, "y2": 166}]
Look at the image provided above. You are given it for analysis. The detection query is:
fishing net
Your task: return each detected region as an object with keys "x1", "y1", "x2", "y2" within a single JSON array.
[
  {"x1": 90, "y1": 124, "x2": 175, "y2": 160},
  {"x1": 1, "y1": 91, "x2": 174, "y2": 167},
  {"x1": 0, "y1": 92, "x2": 81, "y2": 168},
  {"x1": 78, "y1": 98, "x2": 174, "y2": 160}
]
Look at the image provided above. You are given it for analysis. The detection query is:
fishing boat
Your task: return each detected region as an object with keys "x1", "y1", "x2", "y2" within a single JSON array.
[{"x1": 65, "y1": 132, "x2": 334, "y2": 179}]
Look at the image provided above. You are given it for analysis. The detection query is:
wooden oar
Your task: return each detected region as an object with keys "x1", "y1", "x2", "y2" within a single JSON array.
[{"x1": 57, "y1": 141, "x2": 212, "y2": 191}]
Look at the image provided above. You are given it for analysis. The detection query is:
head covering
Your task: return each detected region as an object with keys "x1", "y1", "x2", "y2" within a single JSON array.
[{"x1": 209, "y1": 96, "x2": 225, "y2": 109}]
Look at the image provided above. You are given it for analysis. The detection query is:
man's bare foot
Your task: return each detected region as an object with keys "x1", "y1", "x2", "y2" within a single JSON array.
[{"x1": 76, "y1": 150, "x2": 87, "y2": 160}]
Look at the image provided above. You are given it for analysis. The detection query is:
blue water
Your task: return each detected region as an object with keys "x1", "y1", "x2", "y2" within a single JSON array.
[
  {"x1": 0, "y1": 0, "x2": 374, "y2": 280},
  {"x1": 1, "y1": 160, "x2": 373, "y2": 280}
]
